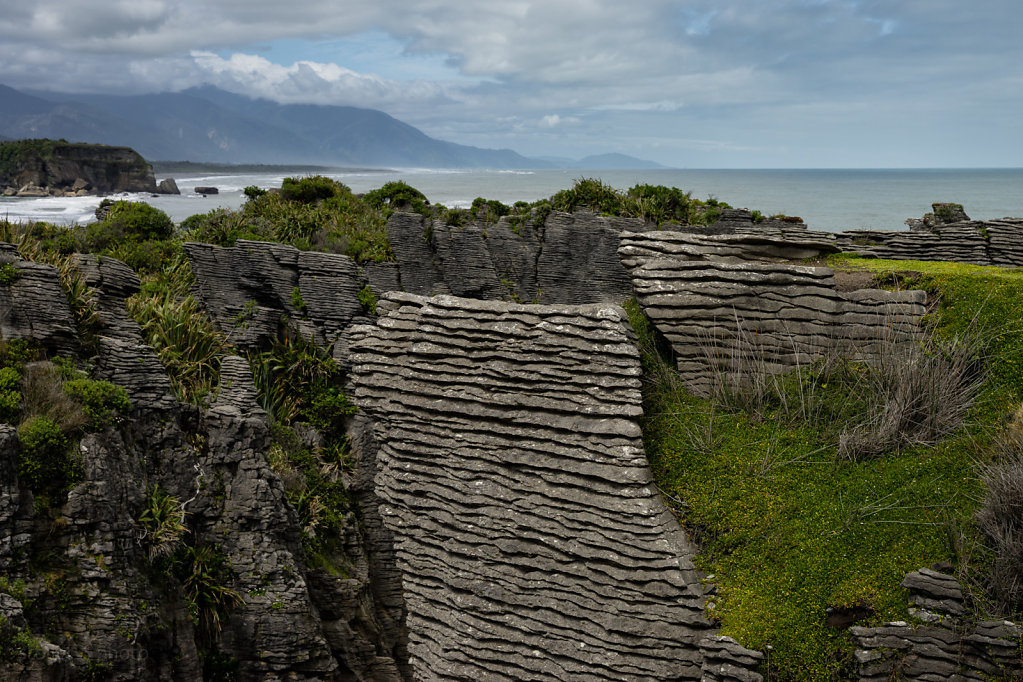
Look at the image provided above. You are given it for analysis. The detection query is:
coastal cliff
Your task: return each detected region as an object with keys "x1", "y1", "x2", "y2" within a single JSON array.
[{"x1": 0, "y1": 139, "x2": 163, "y2": 197}]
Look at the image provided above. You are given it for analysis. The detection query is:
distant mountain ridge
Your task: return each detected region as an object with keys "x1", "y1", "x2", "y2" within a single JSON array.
[{"x1": 0, "y1": 84, "x2": 666, "y2": 169}]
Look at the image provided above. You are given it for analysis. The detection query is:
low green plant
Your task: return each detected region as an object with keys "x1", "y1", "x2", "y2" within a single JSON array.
[
  {"x1": 358, "y1": 285, "x2": 377, "y2": 315},
  {"x1": 16, "y1": 415, "x2": 79, "y2": 508},
  {"x1": 0, "y1": 367, "x2": 20, "y2": 422},
  {"x1": 137, "y1": 485, "x2": 187, "y2": 564},
  {"x1": 279, "y1": 175, "x2": 346, "y2": 204},
  {"x1": 243, "y1": 185, "x2": 267, "y2": 201},
  {"x1": 362, "y1": 181, "x2": 429, "y2": 217},
  {"x1": 471, "y1": 197, "x2": 511, "y2": 224},
  {"x1": 290, "y1": 286, "x2": 307, "y2": 313},
  {"x1": 627, "y1": 288, "x2": 994, "y2": 680},
  {"x1": 175, "y1": 543, "x2": 243, "y2": 646},
  {"x1": 0, "y1": 262, "x2": 19, "y2": 285},
  {"x1": 0, "y1": 621, "x2": 44, "y2": 662},
  {"x1": 62, "y1": 378, "x2": 130, "y2": 431}
]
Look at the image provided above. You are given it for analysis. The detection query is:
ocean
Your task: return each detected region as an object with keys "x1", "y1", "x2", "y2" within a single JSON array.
[{"x1": 2, "y1": 167, "x2": 1022, "y2": 232}]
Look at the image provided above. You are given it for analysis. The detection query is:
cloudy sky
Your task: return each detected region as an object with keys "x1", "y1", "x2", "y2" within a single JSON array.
[{"x1": 1, "y1": 0, "x2": 1020, "y2": 167}]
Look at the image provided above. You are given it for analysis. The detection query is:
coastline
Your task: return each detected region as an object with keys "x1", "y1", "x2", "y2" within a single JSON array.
[{"x1": 3, "y1": 167, "x2": 1023, "y2": 231}]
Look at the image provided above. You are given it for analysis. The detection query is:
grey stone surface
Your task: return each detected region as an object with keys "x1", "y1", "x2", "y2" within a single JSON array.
[
  {"x1": 851, "y1": 568, "x2": 1022, "y2": 681},
  {"x1": 183, "y1": 239, "x2": 367, "y2": 354},
  {"x1": 619, "y1": 231, "x2": 927, "y2": 393},
  {"x1": 385, "y1": 209, "x2": 637, "y2": 305},
  {"x1": 349, "y1": 292, "x2": 716, "y2": 680},
  {"x1": 0, "y1": 247, "x2": 79, "y2": 356},
  {"x1": 837, "y1": 218, "x2": 1023, "y2": 267},
  {"x1": 71, "y1": 253, "x2": 177, "y2": 409}
]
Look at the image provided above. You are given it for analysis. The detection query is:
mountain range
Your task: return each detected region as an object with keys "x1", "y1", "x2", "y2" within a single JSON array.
[{"x1": 0, "y1": 84, "x2": 665, "y2": 170}]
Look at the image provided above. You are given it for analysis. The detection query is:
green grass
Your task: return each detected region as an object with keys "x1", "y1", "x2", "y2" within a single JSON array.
[{"x1": 630, "y1": 256, "x2": 1023, "y2": 680}]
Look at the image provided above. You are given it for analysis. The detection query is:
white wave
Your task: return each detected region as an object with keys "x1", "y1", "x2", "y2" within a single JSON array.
[{"x1": 0, "y1": 195, "x2": 102, "y2": 225}]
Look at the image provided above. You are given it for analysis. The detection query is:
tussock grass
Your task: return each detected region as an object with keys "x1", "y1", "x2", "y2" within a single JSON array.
[{"x1": 127, "y1": 292, "x2": 229, "y2": 405}]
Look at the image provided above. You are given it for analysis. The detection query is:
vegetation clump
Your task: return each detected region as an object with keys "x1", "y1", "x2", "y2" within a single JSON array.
[{"x1": 184, "y1": 176, "x2": 394, "y2": 263}]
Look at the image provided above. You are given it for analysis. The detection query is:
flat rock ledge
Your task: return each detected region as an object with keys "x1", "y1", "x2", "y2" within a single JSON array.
[
  {"x1": 619, "y1": 231, "x2": 927, "y2": 394},
  {"x1": 348, "y1": 292, "x2": 761, "y2": 680}
]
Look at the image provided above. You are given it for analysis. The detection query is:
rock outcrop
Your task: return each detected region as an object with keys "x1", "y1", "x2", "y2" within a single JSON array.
[
  {"x1": 0, "y1": 248, "x2": 79, "y2": 357},
  {"x1": 0, "y1": 244, "x2": 407, "y2": 680},
  {"x1": 0, "y1": 139, "x2": 158, "y2": 195},
  {"x1": 348, "y1": 292, "x2": 761, "y2": 680},
  {"x1": 851, "y1": 567, "x2": 1022, "y2": 681},
  {"x1": 182, "y1": 240, "x2": 372, "y2": 363},
  {"x1": 619, "y1": 231, "x2": 927, "y2": 393},
  {"x1": 386, "y1": 209, "x2": 637, "y2": 304},
  {"x1": 837, "y1": 213, "x2": 1023, "y2": 267}
]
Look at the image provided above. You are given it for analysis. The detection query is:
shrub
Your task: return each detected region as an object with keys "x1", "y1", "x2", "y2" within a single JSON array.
[
  {"x1": 358, "y1": 286, "x2": 377, "y2": 316},
  {"x1": 976, "y1": 417, "x2": 1023, "y2": 614},
  {"x1": 0, "y1": 263, "x2": 19, "y2": 285},
  {"x1": 279, "y1": 176, "x2": 347, "y2": 204},
  {"x1": 243, "y1": 185, "x2": 267, "y2": 201},
  {"x1": 99, "y1": 201, "x2": 174, "y2": 241},
  {"x1": 175, "y1": 543, "x2": 243, "y2": 646},
  {"x1": 0, "y1": 367, "x2": 20, "y2": 423},
  {"x1": 837, "y1": 333, "x2": 984, "y2": 461},
  {"x1": 57, "y1": 262, "x2": 102, "y2": 355},
  {"x1": 362, "y1": 181, "x2": 429, "y2": 217},
  {"x1": 138, "y1": 485, "x2": 186, "y2": 564},
  {"x1": 471, "y1": 197, "x2": 510, "y2": 224},
  {"x1": 62, "y1": 378, "x2": 130, "y2": 431},
  {"x1": 19, "y1": 362, "x2": 87, "y2": 434},
  {"x1": 16, "y1": 416, "x2": 78, "y2": 506}
]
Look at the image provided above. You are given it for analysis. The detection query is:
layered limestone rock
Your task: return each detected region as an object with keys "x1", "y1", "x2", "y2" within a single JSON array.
[
  {"x1": 182, "y1": 240, "x2": 372, "y2": 365},
  {"x1": 0, "y1": 249, "x2": 79, "y2": 357},
  {"x1": 619, "y1": 231, "x2": 927, "y2": 393},
  {"x1": 836, "y1": 218, "x2": 1023, "y2": 267},
  {"x1": 0, "y1": 247, "x2": 407, "y2": 681},
  {"x1": 70, "y1": 253, "x2": 177, "y2": 409},
  {"x1": 851, "y1": 568, "x2": 1022, "y2": 680},
  {"x1": 386, "y1": 209, "x2": 636, "y2": 304},
  {"x1": 348, "y1": 292, "x2": 749, "y2": 680}
]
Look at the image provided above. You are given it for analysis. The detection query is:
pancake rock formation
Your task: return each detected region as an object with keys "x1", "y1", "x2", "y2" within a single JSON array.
[
  {"x1": 348, "y1": 292, "x2": 758, "y2": 680},
  {"x1": 619, "y1": 230, "x2": 927, "y2": 393}
]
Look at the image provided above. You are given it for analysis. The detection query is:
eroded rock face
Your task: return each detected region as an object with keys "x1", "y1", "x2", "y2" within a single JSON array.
[
  {"x1": 1, "y1": 248, "x2": 407, "y2": 681},
  {"x1": 0, "y1": 141, "x2": 157, "y2": 194},
  {"x1": 386, "y1": 209, "x2": 637, "y2": 304},
  {"x1": 851, "y1": 568, "x2": 1022, "y2": 680},
  {"x1": 183, "y1": 240, "x2": 372, "y2": 364},
  {"x1": 0, "y1": 250, "x2": 79, "y2": 357},
  {"x1": 837, "y1": 218, "x2": 1023, "y2": 267},
  {"x1": 619, "y1": 231, "x2": 927, "y2": 393},
  {"x1": 348, "y1": 292, "x2": 718, "y2": 680}
]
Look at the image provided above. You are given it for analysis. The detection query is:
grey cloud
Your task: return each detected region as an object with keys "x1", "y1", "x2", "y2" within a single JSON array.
[{"x1": 0, "y1": 0, "x2": 1019, "y2": 166}]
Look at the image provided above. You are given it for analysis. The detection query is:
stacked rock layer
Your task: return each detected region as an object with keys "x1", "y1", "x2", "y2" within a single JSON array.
[
  {"x1": 619, "y1": 231, "x2": 928, "y2": 393},
  {"x1": 348, "y1": 293, "x2": 717, "y2": 680}
]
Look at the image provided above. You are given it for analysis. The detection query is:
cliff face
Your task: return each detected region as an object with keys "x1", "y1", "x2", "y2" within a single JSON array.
[
  {"x1": 0, "y1": 247, "x2": 405, "y2": 681},
  {"x1": 0, "y1": 139, "x2": 158, "y2": 195}
]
